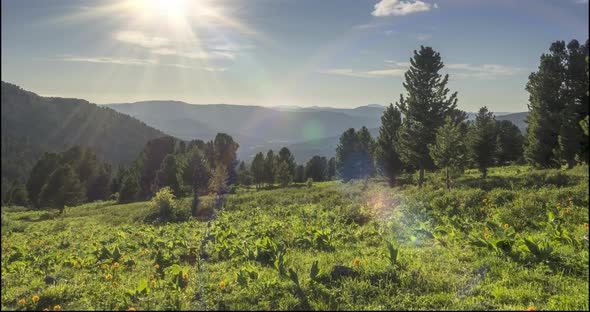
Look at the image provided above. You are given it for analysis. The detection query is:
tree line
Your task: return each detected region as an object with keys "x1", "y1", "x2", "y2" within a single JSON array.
[{"x1": 3, "y1": 39, "x2": 587, "y2": 209}]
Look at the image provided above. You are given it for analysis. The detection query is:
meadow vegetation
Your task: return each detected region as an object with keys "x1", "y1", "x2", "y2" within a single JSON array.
[{"x1": 2, "y1": 165, "x2": 588, "y2": 311}]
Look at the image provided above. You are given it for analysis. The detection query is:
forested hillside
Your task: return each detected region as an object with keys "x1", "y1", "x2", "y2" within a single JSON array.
[{"x1": 1, "y1": 82, "x2": 165, "y2": 196}]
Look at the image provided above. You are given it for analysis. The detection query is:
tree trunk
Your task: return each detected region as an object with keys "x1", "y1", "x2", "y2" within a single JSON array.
[{"x1": 482, "y1": 167, "x2": 487, "y2": 179}]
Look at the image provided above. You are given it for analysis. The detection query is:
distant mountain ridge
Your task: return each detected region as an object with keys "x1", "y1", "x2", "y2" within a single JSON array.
[{"x1": 104, "y1": 100, "x2": 528, "y2": 162}]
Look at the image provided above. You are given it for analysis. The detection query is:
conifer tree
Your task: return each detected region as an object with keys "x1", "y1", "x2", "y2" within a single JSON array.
[
  {"x1": 154, "y1": 154, "x2": 181, "y2": 196},
  {"x1": 468, "y1": 107, "x2": 497, "y2": 178},
  {"x1": 376, "y1": 104, "x2": 404, "y2": 186},
  {"x1": 39, "y1": 165, "x2": 85, "y2": 213},
  {"x1": 395, "y1": 46, "x2": 459, "y2": 186},
  {"x1": 429, "y1": 117, "x2": 466, "y2": 189},
  {"x1": 251, "y1": 152, "x2": 265, "y2": 189}
]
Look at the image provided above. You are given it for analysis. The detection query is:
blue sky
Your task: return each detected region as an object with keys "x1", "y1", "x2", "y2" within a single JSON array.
[{"x1": 1, "y1": 0, "x2": 588, "y2": 111}]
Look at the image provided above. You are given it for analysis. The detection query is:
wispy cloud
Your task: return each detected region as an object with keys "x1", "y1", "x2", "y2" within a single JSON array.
[
  {"x1": 575, "y1": 0, "x2": 588, "y2": 4},
  {"x1": 113, "y1": 30, "x2": 238, "y2": 60},
  {"x1": 446, "y1": 64, "x2": 526, "y2": 79},
  {"x1": 372, "y1": 0, "x2": 437, "y2": 17},
  {"x1": 318, "y1": 68, "x2": 405, "y2": 78},
  {"x1": 58, "y1": 55, "x2": 158, "y2": 66},
  {"x1": 114, "y1": 31, "x2": 169, "y2": 48},
  {"x1": 57, "y1": 55, "x2": 197, "y2": 69},
  {"x1": 320, "y1": 61, "x2": 525, "y2": 80}
]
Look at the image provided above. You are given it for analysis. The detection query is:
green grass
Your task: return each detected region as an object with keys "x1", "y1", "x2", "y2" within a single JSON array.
[{"x1": 2, "y1": 165, "x2": 588, "y2": 310}]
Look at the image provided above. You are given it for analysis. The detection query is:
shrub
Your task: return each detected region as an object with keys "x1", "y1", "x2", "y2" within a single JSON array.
[
  {"x1": 147, "y1": 187, "x2": 190, "y2": 222},
  {"x1": 306, "y1": 178, "x2": 313, "y2": 188}
]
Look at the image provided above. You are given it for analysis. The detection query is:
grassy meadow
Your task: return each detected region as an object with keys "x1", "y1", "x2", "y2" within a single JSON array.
[{"x1": 1, "y1": 165, "x2": 588, "y2": 311}]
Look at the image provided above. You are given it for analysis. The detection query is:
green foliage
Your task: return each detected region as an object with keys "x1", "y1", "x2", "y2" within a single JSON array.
[
  {"x1": 376, "y1": 104, "x2": 404, "y2": 186},
  {"x1": 468, "y1": 107, "x2": 497, "y2": 178},
  {"x1": 336, "y1": 127, "x2": 374, "y2": 182},
  {"x1": 39, "y1": 164, "x2": 86, "y2": 213},
  {"x1": 1, "y1": 166, "x2": 588, "y2": 311},
  {"x1": 306, "y1": 178, "x2": 313, "y2": 188},
  {"x1": 305, "y1": 156, "x2": 328, "y2": 182},
  {"x1": 154, "y1": 154, "x2": 181, "y2": 196},
  {"x1": 525, "y1": 40, "x2": 589, "y2": 168},
  {"x1": 395, "y1": 46, "x2": 461, "y2": 186},
  {"x1": 495, "y1": 120, "x2": 524, "y2": 165},
  {"x1": 429, "y1": 116, "x2": 467, "y2": 189}
]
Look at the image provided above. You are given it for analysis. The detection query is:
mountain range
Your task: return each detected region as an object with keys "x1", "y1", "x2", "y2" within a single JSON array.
[{"x1": 104, "y1": 101, "x2": 528, "y2": 163}]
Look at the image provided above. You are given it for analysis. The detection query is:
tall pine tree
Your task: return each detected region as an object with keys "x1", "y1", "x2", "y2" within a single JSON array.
[
  {"x1": 396, "y1": 46, "x2": 459, "y2": 186},
  {"x1": 468, "y1": 107, "x2": 497, "y2": 178}
]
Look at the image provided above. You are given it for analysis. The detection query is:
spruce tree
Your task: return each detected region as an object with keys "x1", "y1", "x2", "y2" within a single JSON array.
[
  {"x1": 495, "y1": 120, "x2": 524, "y2": 165},
  {"x1": 395, "y1": 46, "x2": 459, "y2": 186},
  {"x1": 39, "y1": 165, "x2": 85, "y2": 213},
  {"x1": 357, "y1": 126, "x2": 375, "y2": 178},
  {"x1": 294, "y1": 164, "x2": 306, "y2": 183},
  {"x1": 278, "y1": 147, "x2": 296, "y2": 178},
  {"x1": 376, "y1": 104, "x2": 404, "y2": 186},
  {"x1": 263, "y1": 150, "x2": 276, "y2": 187},
  {"x1": 154, "y1": 154, "x2": 181, "y2": 196},
  {"x1": 468, "y1": 107, "x2": 497, "y2": 178},
  {"x1": 327, "y1": 157, "x2": 336, "y2": 180},
  {"x1": 251, "y1": 152, "x2": 265, "y2": 189},
  {"x1": 429, "y1": 117, "x2": 466, "y2": 190}
]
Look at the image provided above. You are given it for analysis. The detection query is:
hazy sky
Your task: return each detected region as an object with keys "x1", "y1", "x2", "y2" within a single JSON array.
[{"x1": 1, "y1": 0, "x2": 588, "y2": 111}]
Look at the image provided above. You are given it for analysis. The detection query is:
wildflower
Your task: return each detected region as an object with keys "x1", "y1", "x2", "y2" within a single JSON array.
[
  {"x1": 102, "y1": 264, "x2": 109, "y2": 269},
  {"x1": 526, "y1": 306, "x2": 535, "y2": 311},
  {"x1": 153, "y1": 264, "x2": 160, "y2": 270},
  {"x1": 105, "y1": 274, "x2": 113, "y2": 280},
  {"x1": 112, "y1": 281, "x2": 119, "y2": 287},
  {"x1": 53, "y1": 305, "x2": 61, "y2": 311},
  {"x1": 556, "y1": 202, "x2": 561, "y2": 209},
  {"x1": 503, "y1": 224, "x2": 509, "y2": 229},
  {"x1": 583, "y1": 223, "x2": 589, "y2": 229},
  {"x1": 149, "y1": 274, "x2": 155, "y2": 280},
  {"x1": 109, "y1": 257, "x2": 114, "y2": 262},
  {"x1": 563, "y1": 208, "x2": 572, "y2": 215},
  {"x1": 113, "y1": 262, "x2": 120, "y2": 269},
  {"x1": 127, "y1": 308, "x2": 137, "y2": 311},
  {"x1": 32, "y1": 295, "x2": 40, "y2": 303},
  {"x1": 182, "y1": 273, "x2": 189, "y2": 280},
  {"x1": 484, "y1": 233, "x2": 492, "y2": 240},
  {"x1": 151, "y1": 280, "x2": 157, "y2": 287},
  {"x1": 353, "y1": 258, "x2": 361, "y2": 266},
  {"x1": 219, "y1": 280, "x2": 226, "y2": 290},
  {"x1": 482, "y1": 198, "x2": 488, "y2": 203},
  {"x1": 18, "y1": 299, "x2": 26, "y2": 305},
  {"x1": 43, "y1": 309, "x2": 49, "y2": 311}
]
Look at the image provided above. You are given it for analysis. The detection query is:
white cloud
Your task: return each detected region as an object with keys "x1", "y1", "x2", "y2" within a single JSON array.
[
  {"x1": 114, "y1": 31, "x2": 169, "y2": 48},
  {"x1": 372, "y1": 0, "x2": 436, "y2": 17},
  {"x1": 575, "y1": 0, "x2": 588, "y2": 4},
  {"x1": 57, "y1": 55, "x2": 197, "y2": 69},
  {"x1": 446, "y1": 63, "x2": 525, "y2": 79},
  {"x1": 58, "y1": 55, "x2": 159, "y2": 66},
  {"x1": 204, "y1": 67, "x2": 228, "y2": 72},
  {"x1": 114, "y1": 30, "x2": 237, "y2": 60},
  {"x1": 319, "y1": 61, "x2": 524, "y2": 80}
]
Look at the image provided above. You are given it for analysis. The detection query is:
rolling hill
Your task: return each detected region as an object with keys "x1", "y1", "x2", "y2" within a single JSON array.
[{"x1": 1, "y1": 82, "x2": 166, "y2": 195}]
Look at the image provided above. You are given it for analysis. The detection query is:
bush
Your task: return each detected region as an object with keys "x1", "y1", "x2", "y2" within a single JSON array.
[
  {"x1": 306, "y1": 178, "x2": 313, "y2": 188},
  {"x1": 147, "y1": 187, "x2": 190, "y2": 222}
]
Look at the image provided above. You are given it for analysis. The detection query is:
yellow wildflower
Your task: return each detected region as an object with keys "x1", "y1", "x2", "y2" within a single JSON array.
[
  {"x1": 102, "y1": 264, "x2": 109, "y2": 269},
  {"x1": 53, "y1": 305, "x2": 61, "y2": 311},
  {"x1": 18, "y1": 299, "x2": 26, "y2": 305},
  {"x1": 112, "y1": 281, "x2": 119, "y2": 287},
  {"x1": 149, "y1": 274, "x2": 155, "y2": 280},
  {"x1": 109, "y1": 257, "x2": 114, "y2": 262},
  {"x1": 127, "y1": 308, "x2": 137, "y2": 311},
  {"x1": 105, "y1": 274, "x2": 113, "y2": 280},
  {"x1": 32, "y1": 295, "x2": 40, "y2": 303},
  {"x1": 583, "y1": 223, "x2": 589, "y2": 229},
  {"x1": 43, "y1": 309, "x2": 49, "y2": 311},
  {"x1": 154, "y1": 264, "x2": 160, "y2": 270},
  {"x1": 182, "y1": 273, "x2": 189, "y2": 280},
  {"x1": 526, "y1": 306, "x2": 535, "y2": 311},
  {"x1": 482, "y1": 198, "x2": 488, "y2": 203},
  {"x1": 113, "y1": 262, "x2": 120, "y2": 269},
  {"x1": 219, "y1": 280, "x2": 226, "y2": 290},
  {"x1": 151, "y1": 280, "x2": 157, "y2": 287},
  {"x1": 353, "y1": 258, "x2": 361, "y2": 266},
  {"x1": 503, "y1": 224, "x2": 509, "y2": 229},
  {"x1": 484, "y1": 233, "x2": 492, "y2": 240}
]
